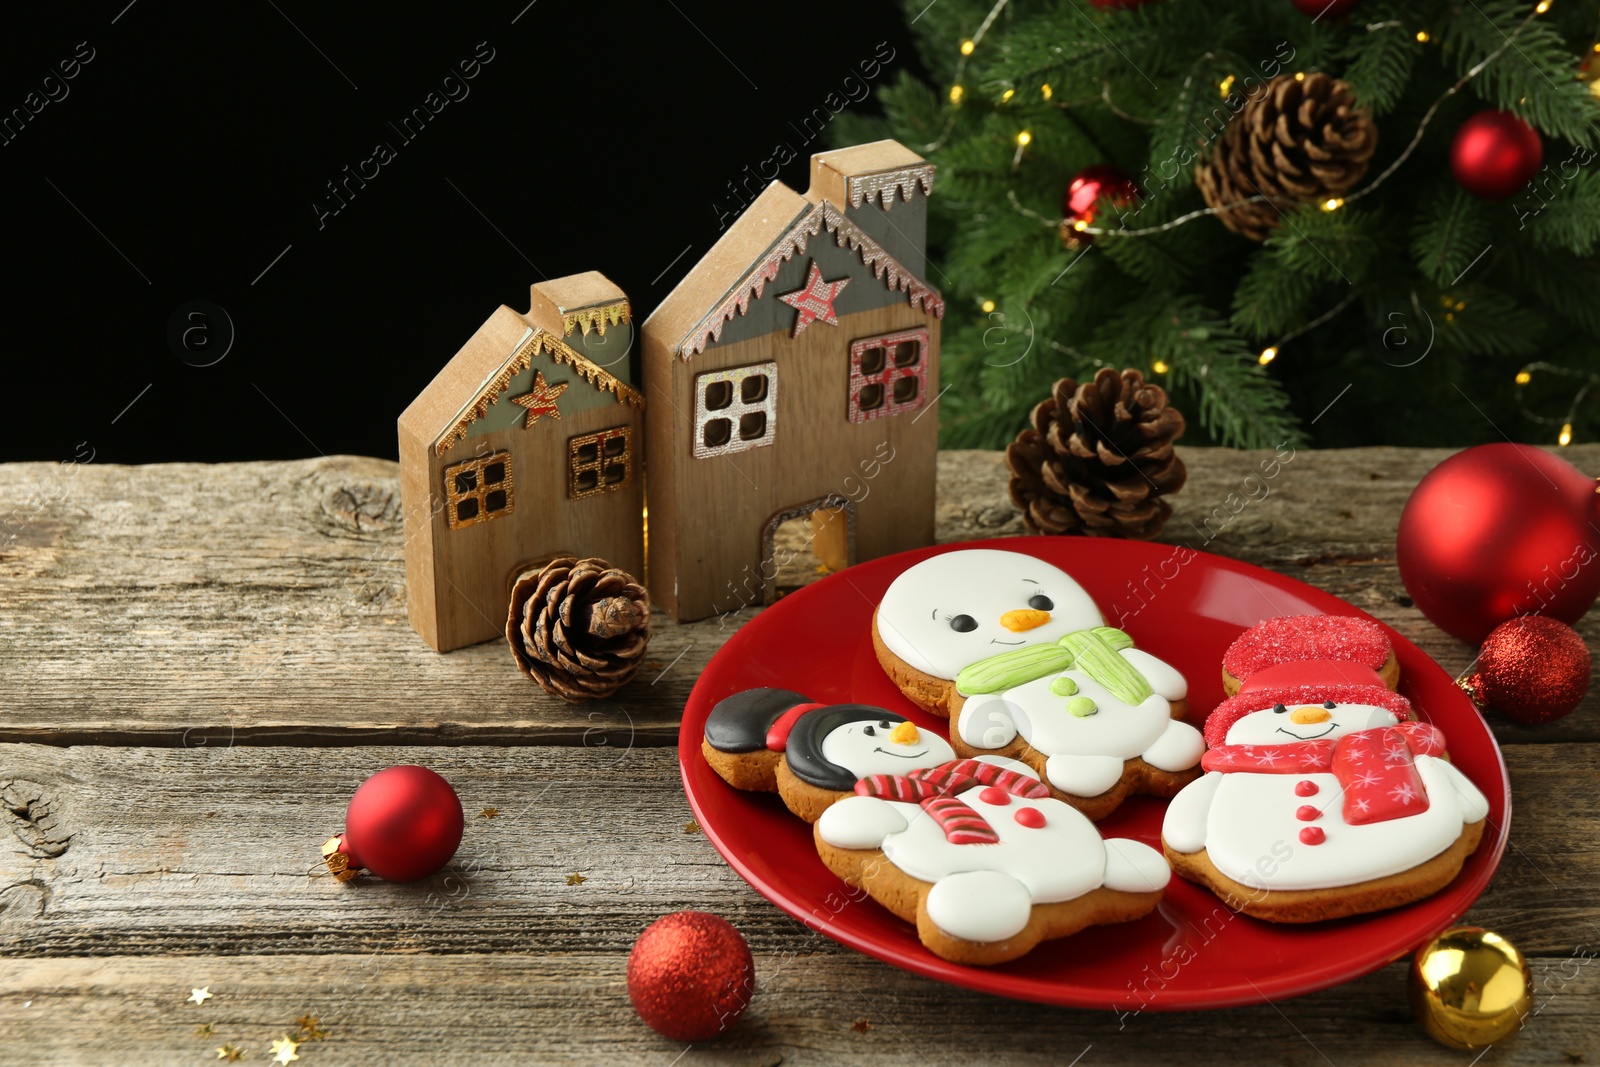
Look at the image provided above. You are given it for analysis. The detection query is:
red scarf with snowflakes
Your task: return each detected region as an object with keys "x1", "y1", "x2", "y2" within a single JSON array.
[
  {"x1": 1200, "y1": 721, "x2": 1447, "y2": 825},
  {"x1": 853, "y1": 758, "x2": 1048, "y2": 844}
]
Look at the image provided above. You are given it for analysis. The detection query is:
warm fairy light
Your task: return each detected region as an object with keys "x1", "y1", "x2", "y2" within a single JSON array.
[
  {"x1": 1559, "y1": 422, "x2": 1573, "y2": 446},
  {"x1": 1294, "y1": 72, "x2": 1306, "y2": 81},
  {"x1": 950, "y1": 84, "x2": 965, "y2": 105},
  {"x1": 1445, "y1": 312, "x2": 1456, "y2": 322},
  {"x1": 1535, "y1": 0, "x2": 1552, "y2": 13},
  {"x1": 1016, "y1": 130, "x2": 1032, "y2": 146},
  {"x1": 981, "y1": 299, "x2": 996, "y2": 313},
  {"x1": 1152, "y1": 359, "x2": 1170, "y2": 374},
  {"x1": 960, "y1": 38, "x2": 975, "y2": 55},
  {"x1": 1219, "y1": 75, "x2": 1236, "y2": 98},
  {"x1": 1321, "y1": 197, "x2": 1345, "y2": 211},
  {"x1": 1072, "y1": 219, "x2": 1090, "y2": 232},
  {"x1": 1516, "y1": 371, "x2": 1533, "y2": 385},
  {"x1": 1455, "y1": 300, "x2": 1467, "y2": 311},
  {"x1": 1259, "y1": 346, "x2": 1279, "y2": 366},
  {"x1": 1041, "y1": 83, "x2": 1053, "y2": 100},
  {"x1": 1001, "y1": 88, "x2": 1015, "y2": 103},
  {"x1": 1416, "y1": 30, "x2": 1430, "y2": 42}
]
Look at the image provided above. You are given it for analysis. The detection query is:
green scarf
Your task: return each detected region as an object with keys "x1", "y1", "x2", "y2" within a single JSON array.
[{"x1": 954, "y1": 626, "x2": 1153, "y2": 705}]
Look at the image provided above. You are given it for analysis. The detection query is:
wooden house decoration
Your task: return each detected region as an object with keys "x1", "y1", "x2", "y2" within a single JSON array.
[
  {"x1": 399, "y1": 272, "x2": 645, "y2": 652},
  {"x1": 642, "y1": 140, "x2": 943, "y2": 621}
]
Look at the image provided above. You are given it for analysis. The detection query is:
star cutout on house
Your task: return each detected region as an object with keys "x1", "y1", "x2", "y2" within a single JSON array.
[
  {"x1": 215, "y1": 1045, "x2": 244, "y2": 1063},
  {"x1": 777, "y1": 259, "x2": 850, "y2": 336},
  {"x1": 270, "y1": 1034, "x2": 300, "y2": 1064},
  {"x1": 510, "y1": 370, "x2": 569, "y2": 427},
  {"x1": 189, "y1": 987, "x2": 214, "y2": 1006}
]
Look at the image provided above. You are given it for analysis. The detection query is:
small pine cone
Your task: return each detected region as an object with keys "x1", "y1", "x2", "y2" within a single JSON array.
[
  {"x1": 506, "y1": 556, "x2": 651, "y2": 703},
  {"x1": 1194, "y1": 72, "x2": 1377, "y2": 241},
  {"x1": 1006, "y1": 369, "x2": 1187, "y2": 539}
]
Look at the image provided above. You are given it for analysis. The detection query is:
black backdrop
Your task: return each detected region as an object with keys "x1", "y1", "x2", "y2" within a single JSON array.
[{"x1": 1, "y1": 2, "x2": 919, "y2": 463}]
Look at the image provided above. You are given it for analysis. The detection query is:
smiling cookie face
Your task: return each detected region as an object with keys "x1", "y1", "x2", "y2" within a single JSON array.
[
  {"x1": 876, "y1": 549, "x2": 1102, "y2": 680},
  {"x1": 820, "y1": 717, "x2": 957, "y2": 779},
  {"x1": 1222, "y1": 700, "x2": 1400, "y2": 745}
]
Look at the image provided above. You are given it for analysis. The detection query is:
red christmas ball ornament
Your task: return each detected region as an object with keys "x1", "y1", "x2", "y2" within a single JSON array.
[
  {"x1": 1451, "y1": 111, "x2": 1543, "y2": 200},
  {"x1": 1464, "y1": 616, "x2": 1591, "y2": 724},
  {"x1": 321, "y1": 765, "x2": 464, "y2": 883},
  {"x1": 1290, "y1": 0, "x2": 1363, "y2": 17},
  {"x1": 1397, "y1": 443, "x2": 1600, "y2": 644},
  {"x1": 1063, "y1": 164, "x2": 1140, "y2": 239},
  {"x1": 628, "y1": 911, "x2": 754, "y2": 1042}
]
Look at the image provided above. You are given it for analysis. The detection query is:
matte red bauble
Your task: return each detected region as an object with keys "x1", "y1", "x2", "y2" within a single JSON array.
[
  {"x1": 1063, "y1": 164, "x2": 1140, "y2": 236},
  {"x1": 1451, "y1": 111, "x2": 1543, "y2": 200},
  {"x1": 628, "y1": 911, "x2": 754, "y2": 1041},
  {"x1": 1290, "y1": 0, "x2": 1363, "y2": 17},
  {"x1": 1397, "y1": 443, "x2": 1600, "y2": 644},
  {"x1": 325, "y1": 765, "x2": 464, "y2": 882},
  {"x1": 1464, "y1": 616, "x2": 1591, "y2": 725}
]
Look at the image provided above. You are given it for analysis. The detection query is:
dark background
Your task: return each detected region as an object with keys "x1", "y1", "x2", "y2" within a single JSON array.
[{"x1": 0, "y1": 1, "x2": 919, "y2": 464}]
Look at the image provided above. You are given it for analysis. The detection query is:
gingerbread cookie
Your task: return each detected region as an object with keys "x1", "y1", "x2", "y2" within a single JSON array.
[
  {"x1": 702, "y1": 688, "x2": 956, "y2": 823},
  {"x1": 872, "y1": 549, "x2": 1104, "y2": 718},
  {"x1": 1160, "y1": 679, "x2": 1489, "y2": 923},
  {"x1": 1221, "y1": 614, "x2": 1399, "y2": 696},
  {"x1": 947, "y1": 626, "x2": 1201, "y2": 819},
  {"x1": 815, "y1": 756, "x2": 1170, "y2": 965}
]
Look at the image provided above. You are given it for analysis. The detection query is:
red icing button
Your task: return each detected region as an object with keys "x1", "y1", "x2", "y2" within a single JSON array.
[
  {"x1": 1295, "y1": 780, "x2": 1319, "y2": 797},
  {"x1": 1299, "y1": 827, "x2": 1326, "y2": 845},
  {"x1": 1296, "y1": 805, "x2": 1320, "y2": 821},
  {"x1": 979, "y1": 786, "x2": 1011, "y2": 806},
  {"x1": 1013, "y1": 807, "x2": 1046, "y2": 828}
]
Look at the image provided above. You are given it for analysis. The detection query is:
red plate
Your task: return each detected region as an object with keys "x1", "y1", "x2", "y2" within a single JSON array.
[{"x1": 680, "y1": 538, "x2": 1510, "y2": 1010}]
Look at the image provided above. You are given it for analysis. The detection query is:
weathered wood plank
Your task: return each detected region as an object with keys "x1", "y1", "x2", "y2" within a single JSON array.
[
  {"x1": 1, "y1": 953, "x2": 1595, "y2": 1066},
  {"x1": 1, "y1": 447, "x2": 1596, "y2": 745},
  {"x1": 0, "y1": 745, "x2": 1591, "y2": 959}
]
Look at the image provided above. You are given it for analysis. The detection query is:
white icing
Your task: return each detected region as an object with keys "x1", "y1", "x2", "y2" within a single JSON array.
[
  {"x1": 925, "y1": 870, "x2": 1033, "y2": 942},
  {"x1": 1044, "y1": 753, "x2": 1125, "y2": 797},
  {"x1": 1103, "y1": 839, "x2": 1173, "y2": 893},
  {"x1": 1142, "y1": 721, "x2": 1206, "y2": 773},
  {"x1": 1123, "y1": 649, "x2": 1189, "y2": 702},
  {"x1": 1195, "y1": 756, "x2": 1490, "y2": 891},
  {"x1": 1161, "y1": 770, "x2": 1223, "y2": 854},
  {"x1": 820, "y1": 719, "x2": 956, "y2": 779},
  {"x1": 818, "y1": 795, "x2": 907, "y2": 850},
  {"x1": 957, "y1": 697, "x2": 1019, "y2": 749},
  {"x1": 972, "y1": 754, "x2": 1040, "y2": 779},
  {"x1": 1006, "y1": 666, "x2": 1174, "y2": 760},
  {"x1": 876, "y1": 549, "x2": 1101, "y2": 680},
  {"x1": 1223, "y1": 702, "x2": 1399, "y2": 746}
]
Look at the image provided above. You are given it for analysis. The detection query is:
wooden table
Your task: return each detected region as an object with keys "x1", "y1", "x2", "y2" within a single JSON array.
[{"x1": 2, "y1": 448, "x2": 1595, "y2": 1065}]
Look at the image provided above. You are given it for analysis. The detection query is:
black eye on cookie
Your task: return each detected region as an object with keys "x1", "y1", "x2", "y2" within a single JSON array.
[
  {"x1": 862, "y1": 725, "x2": 876, "y2": 736},
  {"x1": 1323, "y1": 700, "x2": 1337, "y2": 709},
  {"x1": 949, "y1": 614, "x2": 978, "y2": 633},
  {"x1": 1273, "y1": 703, "x2": 1288, "y2": 714},
  {"x1": 1028, "y1": 594, "x2": 1053, "y2": 611}
]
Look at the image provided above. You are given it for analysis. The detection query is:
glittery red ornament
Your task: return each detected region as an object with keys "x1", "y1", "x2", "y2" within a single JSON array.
[
  {"x1": 1464, "y1": 616, "x2": 1591, "y2": 725},
  {"x1": 1062, "y1": 165, "x2": 1140, "y2": 239},
  {"x1": 1397, "y1": 443, "x2": 1600, "y2": 644},
  {"x1": 1451, "y1": 111, "x2": 1543, "y2": 200},
  {"x1": 628, "y1": 911, "x2": 754, "y2": 1041},
  {"x1": 323, "y1": 766, "x2": 464, "y2": 882}
]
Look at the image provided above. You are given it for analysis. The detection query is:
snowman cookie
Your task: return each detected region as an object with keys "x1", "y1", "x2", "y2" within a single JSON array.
[
  {"x1": 950, "y1": 626, "x2": 1203, "y2": 819},
  {"x1": 1161, "y1": 672, "x2": 1489, "y2": 923},
  {"x1": 815, "y1": 756, "x2": 1171, "y2": 965},
  {"x1": 1221, "y1": 614, "x2": 1399, "y2": 696},
  {"x1": 872, "y1": 549, "x2": 1105, "y2": 718},
  {"x1": 702, "y1": 688, "x2": 957, "y2": 822}
]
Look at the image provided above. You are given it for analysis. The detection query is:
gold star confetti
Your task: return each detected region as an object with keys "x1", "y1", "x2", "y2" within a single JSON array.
[
  {"x1": 479, "y1": 807, "x2": 500, "y2": 819},
  {"x1": 565, "y1": 872, "x2": 587, "y2": 885},
  {"x1": 269, "y1": 1035, "x2": 300, "y2": 1064},
  {"x1": 189, "y1": 987, "x2": 215, "y2": 1005},
  {"x1": 682, "y1": 821, "x2": 701, "y2": 834},
  {"x1": 215, "y1": 1046, "x2": 244, "y2": 1062},
  {"x1": 852, "y1": 1019, "x2": 874, "y2": 1033},
  {"x1": 643, "y1": 661, "x2": 664, "y2": 671},
  {"x1": 295, "y1": 1015, "x2": 327, "y2": 1042},
  {"x1": 195, "y1": 1023, "x2": 215, "y2": 1037}
]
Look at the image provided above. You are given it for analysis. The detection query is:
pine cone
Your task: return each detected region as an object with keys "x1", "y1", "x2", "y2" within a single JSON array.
[
  {"x1": 1006, "y1": 369, "x2": 1187, "y2": 539},
  {"x1": 506, "y1": 556, "x2": 651, "y2": 703},
  {"x1": 1194, "y1": 72, "x2": 1377, "y2": 242}
]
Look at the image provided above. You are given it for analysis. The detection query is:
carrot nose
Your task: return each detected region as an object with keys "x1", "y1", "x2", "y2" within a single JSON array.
[
  {"x1": 1289, "y1": 706, "x2": 1331, "y2": 724},
  {"x1": 888, "y1": 720, "x2": 920, "y2": 745},
  {"x1": 999, "y1": 608, "x2": 1051, "y2": 632}
]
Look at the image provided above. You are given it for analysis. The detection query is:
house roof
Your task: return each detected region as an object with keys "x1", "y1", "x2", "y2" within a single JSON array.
[{"x1": 645, "y1": 153, "x2": 944, "y2": 360}]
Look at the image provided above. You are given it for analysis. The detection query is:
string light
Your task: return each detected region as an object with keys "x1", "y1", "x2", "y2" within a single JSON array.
[
  {"x1": 1294, "y1": 71, "x2": 1306, "y2": 81},
  {"x1": 1041, "y1": 83, "x2": 1053, "y2": 100},
  {"x1": 1072, "y1": 219, "x2": 1090, "y2": 232},
  {"x1": 1219, "y1": 75, "x2": 1236, "y2": 99},
  {"x1": 1016, "y1": 130, "x2": 1032, "y2": 146},
  {"x1": 949, "y1": 84, "x2": 965, "y2": 105},
  {"x1": 1152, "y1": 359, "x2": 1170, "y2": 374},
  {"x1": 1535, "y1": 0, "x2": 1552, "y2": 13},
  {"x1": 981, "y1": 300, "x2": 996, "y2": 313},
  {"x1": 1258, "y1": 346, "x2": 1279, "y2": 366},
  {"x1": 960, "y1": 38, "x2": 975, "y2": 55},
  {"x1": 1516, "y1": 371, "x2": 1533, "y2": 384},
  {"x1": 1000, "y1": 88, "x2": 1015, "y2": 103},
  {"x1": 1321, "y1": 197, "x2": 1345, "y2": 212},
  {"x1": 1559, "y1": 422, "x2": 1573, "y2": 446},
  {"x1": 1416, "y1": 30, "x2": 1430, "y2": 42}
]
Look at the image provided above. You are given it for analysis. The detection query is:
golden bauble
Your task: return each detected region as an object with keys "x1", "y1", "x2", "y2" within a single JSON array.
[{"x1": 1409, "y1": 926, "x2": 1532, "y2": 1050}]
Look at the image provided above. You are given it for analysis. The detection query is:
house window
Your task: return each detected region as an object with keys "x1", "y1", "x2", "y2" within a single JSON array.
[
  {"x1": 693, "y1": 361, "x2": 778, "y2": 458},
  {"x1": 569, "y1": 426, "x2": 633, "y2": 499},
  {"x1": 444, "y1": 450, "x2": 514, "y2": 530},
  {"x1": 848, "y1": 327, "x2": 929, "y2": 423}
]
